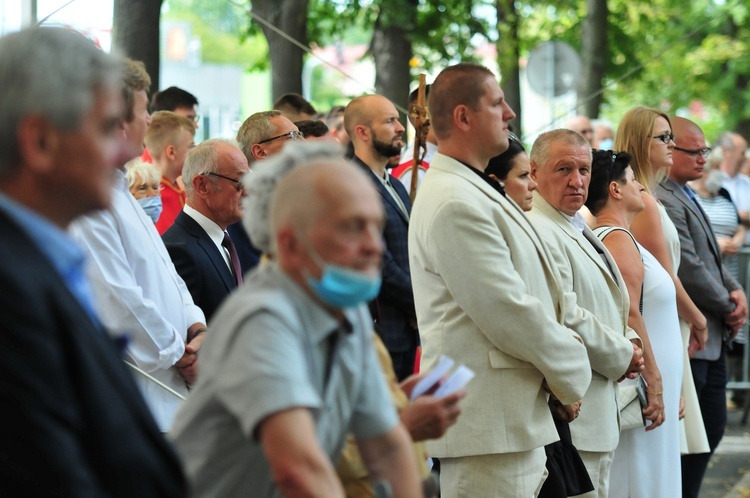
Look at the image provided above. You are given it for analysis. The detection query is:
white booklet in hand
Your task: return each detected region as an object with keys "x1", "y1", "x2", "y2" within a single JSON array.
[{"x1": 410, "y1": 354, "x2": 474, "y2": 400}]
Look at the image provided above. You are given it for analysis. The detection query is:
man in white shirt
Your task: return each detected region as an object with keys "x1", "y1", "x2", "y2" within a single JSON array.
[
  {"x1": 715, "y1": 131, "x2": 750, "y2": 244},
  {"x1": 163, "y1": 139, "x2": 250, "y2": 321},
  {"x1": 71, "y1": 59, "x2": 206, "y2": 432}
]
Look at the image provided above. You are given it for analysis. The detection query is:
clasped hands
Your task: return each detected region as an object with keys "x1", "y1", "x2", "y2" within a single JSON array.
[{"x1": 175, "y1": 323, "x2": 207, "y2": 385}]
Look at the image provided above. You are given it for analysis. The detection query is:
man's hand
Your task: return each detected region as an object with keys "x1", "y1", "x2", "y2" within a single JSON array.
[
  {"x1": 725, "y1": 290, "x2": 748, "y2": 335},
  {"x1": 176, "y1": 324, "x2": 207, "y2": 385},
  {"x1": 717, "y1": 237, "x2": 740, "y2": 256},
  {"x1": 550, "y1": 397, "x2": 582, "y2": 423},
  {"x1": 400, "y1": 390, "x2": 465, "y2": 442},
  {"x1": 619, "y1": 342, "x2": 645, "y2": 382}
]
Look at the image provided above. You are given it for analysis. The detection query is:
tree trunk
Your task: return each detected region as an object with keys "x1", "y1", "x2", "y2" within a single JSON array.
[
  {"x1": 113, "y1": 0, "x2": 164, "y2": 92},
  {"x1": 252, "y1": 0, "x2": 309, "y2": 102},
  {"x1": 371, "y1": 0, "x2": 417, "y2": 121},
  {"x1": 496, "y1": 0, "x2": 522, "y2": 137},
  {"x1": 578, "y1": 0, "x2": 608, "y2": 118}
]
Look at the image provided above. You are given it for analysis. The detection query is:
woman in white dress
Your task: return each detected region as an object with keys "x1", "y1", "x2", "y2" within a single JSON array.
[
  {"x1": 615, "y1": 107, "x2": 710, "y2": 459},
  {"x1": 586, "y1": 150, "x2": 683, "y2": 497}
]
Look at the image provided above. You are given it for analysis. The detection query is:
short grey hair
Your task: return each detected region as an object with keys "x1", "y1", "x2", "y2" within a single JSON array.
[
  {"x1": 242, "y1": 141, "x2": 346, "y2": 254},
  {"x1": 0, "y1": 27, "x2": 123, "y2": 175},
  {"x1": 530, "y1": 128, "x2": 592, "y2": 168},
  {"x1": 236, "y1": 110, "x2": 282, "y2": 163},
  {"x1": 714, "y1": 131, "x2": 740, "y2": 152},
  {"x1": 182, "y1": 139, "x2": 236, "y2": 197},
  {"x1": 706, "y1": 146, "x2": 723, "y2": 172}
]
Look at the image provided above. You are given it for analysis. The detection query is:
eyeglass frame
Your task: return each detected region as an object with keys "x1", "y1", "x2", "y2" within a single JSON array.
[
  {"x1": 203, "y1": 171, "x2": 246, "y2": 192},
  {"x1": 652, "y1": 132, "x2": 675, "y2": 144},
  {"x1": 256, "y1": 130, "x2": 304, "y2": 145},
  {"x1": 673, "y1": 146, "x2": 712, "y2": 158}
]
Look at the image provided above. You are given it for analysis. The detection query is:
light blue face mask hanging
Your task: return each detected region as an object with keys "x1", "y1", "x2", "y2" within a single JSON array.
[
  {"x1": 304, "y1": 240, "x2": 381, "y2": 309},
  {"x1": 137, "y1": 196, "x2": 163, "y2": 223},
  {"x1": 598, "y1": 138, "x2": 614, "y2": 151}
]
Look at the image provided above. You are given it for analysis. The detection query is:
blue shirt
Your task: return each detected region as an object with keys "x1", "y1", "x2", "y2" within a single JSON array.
[{"x1": 0, "y1": 193, "x2": 99, "y2": 323}]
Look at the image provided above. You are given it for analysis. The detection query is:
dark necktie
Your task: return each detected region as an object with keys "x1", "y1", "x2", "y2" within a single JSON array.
[{"x1": 222, "y1": 231, "x2": 243, "y2": 286}]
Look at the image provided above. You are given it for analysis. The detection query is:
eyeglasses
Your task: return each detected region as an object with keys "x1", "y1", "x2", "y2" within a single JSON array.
[
  {"x1": 257, "y1": 130, "x2": 304, "y2": 145},
  {"x1": 203, "y1": 172, "x2": 245, "y2": 192},
  {"x1": 674, "y1": 146, "x2": 712, "y2": 158},
  {"x1": 652, "y1": 132, "x2": 675, "y2": 144},
  {"x1": 186, "y1": 114, "x2": 201, "y2": 124}
]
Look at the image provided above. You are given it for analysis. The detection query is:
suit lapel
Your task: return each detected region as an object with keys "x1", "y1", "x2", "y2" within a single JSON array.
[
  {"x1": 430, "y1": 155, "x2": 561, "y2": 289},
  {"x1": 176, "y1": 213, "x2": 235, "y2": 291},
  {"x1": 660, "y1": 181, "x2": 722, "y2": 264},
  {"x1": 354, "y1": 157, "x2": 410, "y2": 224}
]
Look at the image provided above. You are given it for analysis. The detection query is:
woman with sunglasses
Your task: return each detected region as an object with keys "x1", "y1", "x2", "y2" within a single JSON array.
[
  {"x1": 615, "y1": 107, "x2": 710, "y2": 461},
  {"x1": 587, "y1": 149, "x2": 682, "y2": 498}
]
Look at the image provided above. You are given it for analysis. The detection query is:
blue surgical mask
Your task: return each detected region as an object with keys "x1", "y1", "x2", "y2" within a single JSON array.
[
  {"x1": 303, "y1": 241, "x2": 381, "y2": 309},
  {"x1": 137, "y1": 196, "x2": 163, "y2": 223},
  {"x1": 598, "y1": 138, "x2": 614, "y2": 151}
]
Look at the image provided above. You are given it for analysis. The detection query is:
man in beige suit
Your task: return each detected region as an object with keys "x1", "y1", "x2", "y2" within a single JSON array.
[
  {"x1": 527, "y1": 129, "x2": 644, "y2": 498},
  {"x1": 409, "y1": 63, "x2": 593, "y2": 497}
]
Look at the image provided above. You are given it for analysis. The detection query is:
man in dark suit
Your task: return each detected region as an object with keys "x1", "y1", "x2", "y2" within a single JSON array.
[
  {"x1": 0, "y1": 27, "x2": 185, "y2": 497},
  {"x1": 655, "y1": 116, "x2": 748, "y2": 498},
  {"x1": 163, "y1": 139, "x2": 250, "y2": 321},
  {"x1": 345, "y1": 94, "x2": 417, "y2": 380}
]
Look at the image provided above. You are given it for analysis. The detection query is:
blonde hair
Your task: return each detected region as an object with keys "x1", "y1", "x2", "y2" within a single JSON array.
[
  {"x1": 125, "y1": 158, "x2": 161, "y2": 190},
  {"x1": 614, "y1": 106, "x2": 672, "y2": 194},
  {"x1": 144, "y1": 111, "x2": 195, "y2": 160}
]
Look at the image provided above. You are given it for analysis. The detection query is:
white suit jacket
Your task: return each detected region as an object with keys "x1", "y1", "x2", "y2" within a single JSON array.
[
  {"x1": 409, "y1": 152, "x2": 592, "y2": 458},
  {"x1": 528, "y1": 194, "x2": 639, "y2": 451}
]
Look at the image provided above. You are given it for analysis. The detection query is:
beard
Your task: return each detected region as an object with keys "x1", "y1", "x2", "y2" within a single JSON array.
[{"x1": 372, "y1": 133, "x2": 402, "y2": 159}]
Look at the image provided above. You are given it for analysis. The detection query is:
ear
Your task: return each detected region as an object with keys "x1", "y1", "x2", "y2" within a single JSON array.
[
  {"x1": 16, "y1": 115, "x2": 59, "y2": 174},
  {"x1": 192, "y1": 173, "x2": 211, "y2": 197},
  {"x1": 488, "y1": 173, "x2": 500, "y2": 183},
  {"x1": 354, "y1": 124, "x2": 370, "y2": 142},
  {"x1": 251, "y1": 143, "x2": 266, "y2": 160},
  {"x1": 452, "y1": 105, "x2": 471, "y2": 133},
  {"x1": 529, "y1": 161, "x2": 540, "y2": 181},
  {"x1": 609, "y1": 180, "x2": 623, "y2": 200},
  {"x1": 165, "y1": 144, "x2": 177, "y2": 161},
  {"x1": 276, "y1": 226, "x2": 302, "y2": 266}
]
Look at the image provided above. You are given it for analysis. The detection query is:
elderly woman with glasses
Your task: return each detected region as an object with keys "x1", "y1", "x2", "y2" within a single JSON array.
[{"x1": 586, "y1": 149, "x2": 683, "y2": 498}]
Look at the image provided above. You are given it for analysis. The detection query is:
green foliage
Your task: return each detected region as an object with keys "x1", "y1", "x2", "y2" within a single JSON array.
[{"x1": 163, "y1": 0, "x2": 268, "y2": 70}]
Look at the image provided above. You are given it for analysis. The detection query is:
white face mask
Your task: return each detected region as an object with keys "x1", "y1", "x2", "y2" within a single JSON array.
[{"x1": 137, "y1": 196, "x2": 163, "y2": 223}]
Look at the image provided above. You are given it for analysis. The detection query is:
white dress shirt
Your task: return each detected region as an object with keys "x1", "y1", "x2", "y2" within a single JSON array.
[
  {"x1": 183, "y1": 205, "x2": 232, "y2": 271},
  {"x1": 70, "y1": 169, "x2": 205, "y2": 431}
]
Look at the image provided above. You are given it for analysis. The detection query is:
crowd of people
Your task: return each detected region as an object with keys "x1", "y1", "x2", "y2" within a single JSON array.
[{"x1": 1, "y1": 25, "x2": 749, "y2": 498}]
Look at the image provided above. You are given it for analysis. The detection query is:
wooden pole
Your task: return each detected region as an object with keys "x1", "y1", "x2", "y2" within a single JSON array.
[{"x1": 408, "y1": 74, "x2": 428, "y2": 203}]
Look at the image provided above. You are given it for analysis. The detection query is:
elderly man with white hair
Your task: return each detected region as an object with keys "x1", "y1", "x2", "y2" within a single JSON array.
[{"x1": 171, "y1": 142, "x2": 423, "y2": 498}]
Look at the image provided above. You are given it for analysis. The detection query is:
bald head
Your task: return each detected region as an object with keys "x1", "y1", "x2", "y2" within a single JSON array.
[
  {"x1": 271, "y1": 160, "x2": 377, "y2": 239},
  {"x1": 344, "y1": 94, "x2": 404, "y2": 164},
  {"x1": 565, "y1": 116, "x2": 594, "y2": 145},
  {"x1": 270, "y1": 158, "x2": 384, "y2": 286},
  {"x1": 670, "y1": 117, "x2": 708, "y2": 185}
]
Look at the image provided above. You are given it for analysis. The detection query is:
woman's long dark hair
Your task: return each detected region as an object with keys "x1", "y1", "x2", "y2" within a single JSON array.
[
  {"x1": 486, "y1": 133, "x2": 527, "y2": 180},
  {"x1": 585, "y1": 149, "x2": 632, "y2": 216}
]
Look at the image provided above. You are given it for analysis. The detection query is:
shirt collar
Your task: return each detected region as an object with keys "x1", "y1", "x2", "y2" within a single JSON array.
[
  {"x1": 559, "y1": 210, "x2": 587, "y2": 233},
  {"x1": 0, "y1": 192, "x2": 86, "y2": 281},
  {"x1": 184, "y1": 204, "x2": 226, "y2": 247}
]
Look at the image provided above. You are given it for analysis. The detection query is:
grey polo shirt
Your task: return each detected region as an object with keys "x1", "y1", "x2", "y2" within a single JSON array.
[{"x1": 170, "y1": 262, "x2": 398, "y2": 498}]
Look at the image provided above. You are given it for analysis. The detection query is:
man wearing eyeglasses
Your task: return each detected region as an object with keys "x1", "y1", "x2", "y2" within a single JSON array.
[
  {"x1": 163, "y1": 140, "x2": 249, "y2": 322},
  {"x1": 655, "y1": 117, "x2": 748, "y2": 498},
  {"x1": 227, "y1": 110, "x2": 305, "y2": 275}
]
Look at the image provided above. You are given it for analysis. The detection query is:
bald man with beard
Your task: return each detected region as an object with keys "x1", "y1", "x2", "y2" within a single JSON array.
[{"x1": 345, "y1": 95, "x2": 417, "y2": 381}]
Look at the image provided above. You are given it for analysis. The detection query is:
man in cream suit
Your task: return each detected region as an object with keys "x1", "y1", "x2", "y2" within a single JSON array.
[
  {"x1": 409, "y1": 63, "x2": 593, "y2": 497},
  {"x1": 527, "y1": 129, "x2": 644, "y2": 498}
]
